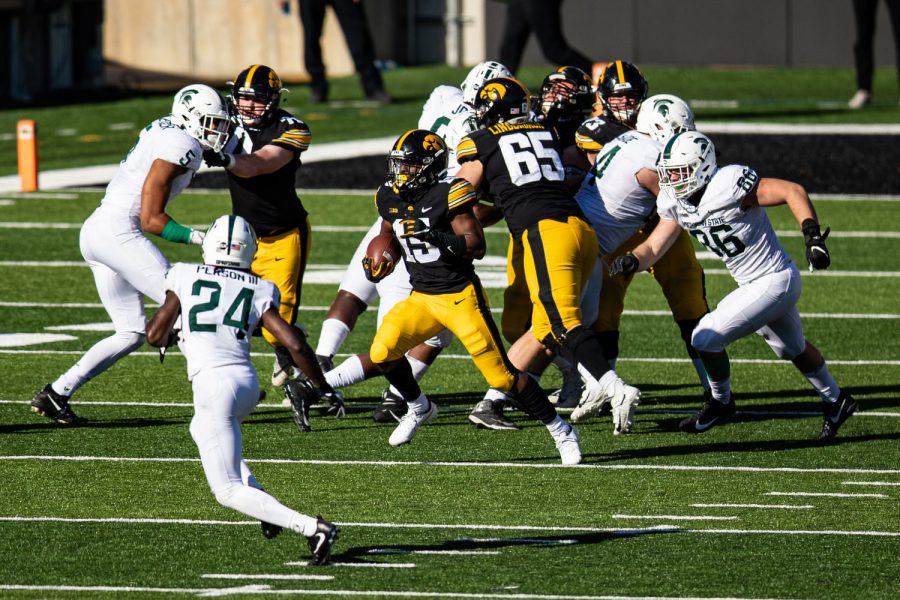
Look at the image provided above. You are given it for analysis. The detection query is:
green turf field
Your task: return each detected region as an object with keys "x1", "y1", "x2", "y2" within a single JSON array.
[
  {"x1": 1, "y1": 64, "x2": 898, "y2": 176},
  {"x1": 0, "y1": 190, "x2": 897, "y2": 599}
]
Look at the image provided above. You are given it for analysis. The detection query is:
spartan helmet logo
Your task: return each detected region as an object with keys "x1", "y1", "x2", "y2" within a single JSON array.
[
  {"x1": 654, "y1": 98, "x2": 673, "y2": 116},
  {"x1": 480, "y1": 82, "x2": 508, "y2": 102},
  {"x1": 422, "y1": 133, "x2": 444, "y2": 152},
  {"x1": 178, "y1": 88, "x2": 199, "y2": 106},
  {"x1": 694, "y1": 137, "x2": 710, "y2": 153}
]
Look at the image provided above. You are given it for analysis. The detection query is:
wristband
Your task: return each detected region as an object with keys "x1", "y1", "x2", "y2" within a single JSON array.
[{"x1": 161, "y1": 219, "x2": 193, "y2": 244}]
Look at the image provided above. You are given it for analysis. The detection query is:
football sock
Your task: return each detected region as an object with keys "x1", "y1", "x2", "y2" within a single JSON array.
[
  {"x1": 514, "y1": 376, "x2": 557, "y2": 423},
  {"x1": 406, "y1": 354, "x2": 430, "y2": 381},
  {"x1": 804, "y1": 361, "x2": 840, "y2": 402},
  {"x1": 383, "y1": 358, "x2": 421, "y2": 400},
  {"x1": 407, "y1": 393, "x2": 430, "y2": 414},
  {"x1": 315, "y1": 318, "x2": 351, "y2": 358},
  {"x1": 598, "y1": 370, "x2": 624, "y2": 395},
  {"x1": 692, "y1": 358, "x2": 711, "y2": 391},
  {"x1": 709, "y1": 377, "x2": 732, "y2": 403},
  {"x1": 484, "y1": 387, "x2": 511, "y2": 402},
  {"x1": 290, "y1": 513, "x2": 320, "y2": 538},
  {"x1": 700, "y1": 350, "x2": 730, "y2": 382},
  {"x1": 53, "y1": 331, "x2": 145, "y2": 396},
  {"x1": 324, "y1": 354, "x2": 366, "y2": 389},
  {"x1": 545, "y1": 415, "x2": 569, "y2": 436}
]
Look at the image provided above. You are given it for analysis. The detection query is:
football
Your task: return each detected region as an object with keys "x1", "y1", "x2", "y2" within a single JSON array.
[{"x1": 366, "y1": 232, "x2": 402, "y2": 269}]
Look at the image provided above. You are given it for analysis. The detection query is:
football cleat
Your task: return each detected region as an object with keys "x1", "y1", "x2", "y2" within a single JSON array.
[
  {"x1": 285, "y1": 378, "x2": 318, "y2": 432},
  {"x1": 322, "y1": 389, "x2": 346, "y2": 418},
  {"x1": 261, "y1": 520, "x2": 283, "y2": 539},
  {"x1": 389, "y1": 399, "x2": 437, "y2": 446},
  {"x1": 31, "y1": 384, "x2": 85, "y2": 425},
  {"x1": 271, "y1": 347, "x2": 298, "y2": 387},
  {"x1": 306, "y1": 516, "x2": 339, "y2": 565},
  {"x1": 548, "y1": 364, "x2": 584, "y2": 409},
  {"x1": 817, "y1": 391, "x2": 858, "y2": 440},
  {"x1": 468, "y1": 399, "x2": 520, "y2": 431},
  {"x1": 609, "y1": 381, "x2": 641, "y2": 435},
  {"x1": 373, "y1": 388, "x2": 408, "y2": 423},
  {"x1": 570, "y1": 380, "x2": 607, "y2": 423},
  {"x1": 316, "y1": 354, "x2": 334, "y2": 374},
  {"x1": 552, "y1": 424, "x2": 583, "y2": 465},
  {"x1": 679, "y1": 395, "x2": 736, "y2": 434}
]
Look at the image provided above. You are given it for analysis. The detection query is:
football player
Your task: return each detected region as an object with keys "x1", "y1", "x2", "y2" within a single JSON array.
[
  {"x1": 456, "y1": 77, "x2": 642, "y2": 435},
  {"x1": 311, "y1": 61, "x2": 511, "y2": 424},
  {"x1": 566, "y1": 95, "x2": 714, "y2": 423},
  {"x1": 610, "y1": 131, "x2": 857, "y2": 439},
  {"x1": 595, "y1": 60, "x2": 649, "y2": 128},
  {"x1": 30, "y1": 84, "x2": 229, "y2": 425},
  {"x1": 146, "y1": 215, "x2": 338, "y2": 565},
  {"x1": 364, "y1": 129, "x2": 582, "y2": 464},
  {"x1": 203, "y1": 64, "x2": 343, "y2": 430}
]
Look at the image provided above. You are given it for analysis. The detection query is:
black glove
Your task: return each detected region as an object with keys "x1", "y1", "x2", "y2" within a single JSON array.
[
  {"x1": 801, "y1": 218, "x2": 831, "y2": 272},
  {"x1": 410, "y1": 226, "x2": 467, "y2": 258},
  {"x1": 361, "y1": 255, "x2": 394, "y2": 283},
  {"x1": 203, "y1": 149, "x2": 235, "y2": 169},
  {"x1": 609, "y1": 254, "x2": 639, "y2": 277}
]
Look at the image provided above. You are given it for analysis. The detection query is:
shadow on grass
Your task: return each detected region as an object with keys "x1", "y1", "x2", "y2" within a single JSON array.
[{"x1": 0, "y1": 416, "x2": 184, "y2": 434}]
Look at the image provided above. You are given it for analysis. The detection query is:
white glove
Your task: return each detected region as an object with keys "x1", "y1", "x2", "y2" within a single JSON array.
[
  {"x1": 188, "y1": 229, "x2": 205, "y2": 245},
  {"x1": 609, "y1": 381, "x2": 641, "y2": 435}
]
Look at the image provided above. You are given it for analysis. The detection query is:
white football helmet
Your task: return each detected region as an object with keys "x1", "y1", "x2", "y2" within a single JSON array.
[
  {"x1": 202, "y1": 215, "x2": 257, "y2": 269},
  {"x1": 461, "y1": 61, "x2": 513, "y2": 105},
  {"x1": 171, "y1": 84, "x2": 230, "y2": 152},
  {"x1": 635, "y1": 94, "x2": 695, "y2": 143},
  {"x1": 657, "y1": 131, "x2": 717, "y2": 203}
]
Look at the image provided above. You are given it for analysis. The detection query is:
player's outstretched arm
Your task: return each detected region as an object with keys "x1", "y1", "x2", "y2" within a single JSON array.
[
  {"x1": 261, "y1": 308, "x2": 333, "y2": 392},
  {"x1": 610, "y1": 218, "x2": 682, "y2": 276},
  {"x1": 140, "y1": 159, "x2": 204, "y2": 244}
]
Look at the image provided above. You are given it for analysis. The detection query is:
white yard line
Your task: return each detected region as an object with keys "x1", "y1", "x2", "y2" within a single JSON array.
[
  {"x1": 367, "y1": 549, "x2": 500, "y2": 556},
  {"x1": 612, "y1": 515, "x2": 737, "y2": 521},
  {"x1": 1, "y1": 455, "x2": 898, "y2": 475},
  {"x1": 0, "y1": 516, "x2": 896, "y2": 540},
  {"x1": 765, "y1": 491, "x2": 888, "y2": 498},
  {"x1": 201, "y1": 574, "x2": 333, "y2": 581},
  {"x1": 842, "y1": 481, "x2": 900, "y2": 486},
  {"x1": 690, "y1": 504, "x2": 814, "y2": 510},
  {"x1": 285, "y1": 560, "x2": 416, "y2": 568}
]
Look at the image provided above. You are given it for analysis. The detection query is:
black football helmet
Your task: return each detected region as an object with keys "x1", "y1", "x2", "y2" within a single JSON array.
[
  {"x1": 387, "y1": 129, "x2": 448, "y2": 196},
  {"x1": 473, "y1": 77, "x2": 531, "y2": 128},
  {"x1": 597, "y1": 60, "x2": 649, "y2": 125},
  {"x1": 229, "y1": 64, "x2": 284, "y2": 126},
  {"x1": 540, "y1": 66, "x2": 596, "y2": 121}
]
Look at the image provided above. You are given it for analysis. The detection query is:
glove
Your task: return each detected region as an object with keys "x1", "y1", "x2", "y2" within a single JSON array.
[
  {"x1": 203, "y1": 149, "x2": 235, "y2": 170},
  {"x1": 321, "y1": 389, "x2": 346, "y2": 418},
  {"x1": 362, "y1": 255, "x2": 395, "y2": 283},
  {"x1": 158, "y1": 328, "x2": 180, "y2": 364},
  {"x1": 609, "y1": 254, "x2": 639, "y2": 277},
  {"x1": 188, "y1": 229, "x2": 205, "y2": 245},
  {"x1": 408, "y1": 226, "x2": 467, "y2": 258},
  {"x1": 801, "y1": 218, "x2": 830, "y2": 272}
]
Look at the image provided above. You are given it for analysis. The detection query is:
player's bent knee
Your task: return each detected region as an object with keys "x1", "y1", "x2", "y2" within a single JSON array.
[
  {"x1": 691, "y1": 326, "x2": 726, "y2": 354},
  {"x1": 118, "y1": 331, "x2": 145, "y2": 353},
  {"x1": 485, "y1": 371, "x2": 516, "y2": 393},
  {"x1": 213, "y1": 484, "x2": 243, "y2": 510}
]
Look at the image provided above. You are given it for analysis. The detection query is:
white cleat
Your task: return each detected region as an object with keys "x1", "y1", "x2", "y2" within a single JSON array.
[
  {"x1": 389, "y1": 399, "x2": 437, "y2": 446},
  {"x1": 570, "y1": 381, "x2": 606, "y2": 423},
  {"x1": 609, "y1": 382, "x2": 641, "y2": 435},
  {"x1": 552, "y1": 424, "x2": 583, "y2": 465}
]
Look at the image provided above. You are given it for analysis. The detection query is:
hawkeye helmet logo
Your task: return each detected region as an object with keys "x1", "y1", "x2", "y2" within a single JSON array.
[
  {"x1": 268, "y1": 70, "x2": 281, "y2": 89},
  {"x1": 422, "y1": 133, "x2": 444, "y2": 152},
  {"x1": 479, "y1": 82, "x2": 508, "y2": 102}
]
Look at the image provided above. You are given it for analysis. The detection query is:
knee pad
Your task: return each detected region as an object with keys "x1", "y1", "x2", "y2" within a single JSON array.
[
  {"x1": 370, "y1": 340, "x2": 390, "y2": 365},
  {"x1": 691, "y1": 325, "x2": 726, "y2": 354}
]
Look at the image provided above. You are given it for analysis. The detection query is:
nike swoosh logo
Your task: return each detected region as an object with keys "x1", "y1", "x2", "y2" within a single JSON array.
[
  {"x1": 454, "y1": 299, "x2": 465, "y2": 305},
  {"x1": 693, "y1": 417, "x2": 718, "y2": 432},
  {"x1": 312, "y1": 533, "x2": 326, "y2": 550},
  {"x1": 274, "y1": 257, "x2": 285, "y2": 261},
  {"x1": 421, "y1": 206, "x2": 434, "y2": 213}
]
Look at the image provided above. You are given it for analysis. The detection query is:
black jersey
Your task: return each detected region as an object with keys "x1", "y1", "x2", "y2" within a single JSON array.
[
  {"x1": 375, "y1": 178, "x2": 479, "y2": 294},
  {"x1": 456, "y1": 121, "x2": 582, "y2": 237},
  {"x1": 226, "y1": 109, "x2": 310, "y2": 237}
]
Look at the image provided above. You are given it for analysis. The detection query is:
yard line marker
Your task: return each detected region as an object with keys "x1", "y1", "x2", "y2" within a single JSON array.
[
  {"x1": 201, "y1": 573, "x2": 333, "y2": 581},
  {"x1": 285, "y1": 560, "x2": 416, "y2": 568},
  {"x1": 0, "y1": 583, "x2": 808, "y2": 599},
  {"x1": 458, "y1": 538, "x2": 578, "y2": 545},
  {"x1": 765, "y1": 491, "x2": 888, "y2": 498},
  {"x1": 842, "y1": 481, "x2": 900, "y2": 486},
  {"x1": 2, "y1": 455, "x2": 899, "y2": 475},
  {"x1": 1, "y1": 516, "x2": 896, "y2": 539},
  {"x1": 612, "y1": 515, "x2": 737, "y2": 521},
  {"x1": 690, "y1": 504, "x2": 813, "y2": 510},
  {"x1": 368, "y1": 549, "x2": 500, "y2": 556}
]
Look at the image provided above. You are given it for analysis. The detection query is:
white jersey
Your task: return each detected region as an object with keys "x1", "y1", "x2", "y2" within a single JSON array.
[
  {"x1": 417, "y1": 85, "x2": 475, "y2": 175},
  {"x1": 166, "y1": 263, "x2": 279, "y2": 380},
  {"x1": 657, "y1": 164, "x2": 793, "y2": 286},
  {"x1": 102, "y1": 117, "x2": 203, "y2": 219},
  {"x1": 575, "y1": 131, "x2": 661, "y2": 255}
]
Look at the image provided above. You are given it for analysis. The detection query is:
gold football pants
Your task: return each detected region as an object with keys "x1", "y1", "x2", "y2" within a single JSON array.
[
  {"x1": 370, "y1": 282, "x2": 517, "y2": 392},
  {"x1": 251, "y1": 219, "x2": 312, "y2": 345},
  {"x1": 594, "y1": 227, "x2": 708, "y2": 332}
]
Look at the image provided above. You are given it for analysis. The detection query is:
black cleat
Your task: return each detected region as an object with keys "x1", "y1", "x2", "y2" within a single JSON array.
[
  {"x1": 316, "y1": 354, "x2": 334, "y2": 374},
  {"x1": 468, "y1": 400, "x2": 520, "y2": 431},
  {"x1": 31, "y1": 384, "x2": 85, "y2": 425},
  {"x1": 679, "y1": 395, "x2": 735, "y2": 434},
  {"x1": 261, "y1": 521, "x2": 283, "y2": 539},
  {"x1": 373, "y1": 389, "x2": 408, "y2": 423},
  {"x1": 817, "y1": 391, "x2": 858, "y2": 440},
  {"x1": 306, "y1": 516, "x2": 339, "y2": 565},
  {"x1": 285, "y1": 378, "x2": 317, "y2": 432}
]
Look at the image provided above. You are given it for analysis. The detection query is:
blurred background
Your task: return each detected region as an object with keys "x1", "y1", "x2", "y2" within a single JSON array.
[{"x1": 1, "y1": 0, "x2": 897, "y2": 103}]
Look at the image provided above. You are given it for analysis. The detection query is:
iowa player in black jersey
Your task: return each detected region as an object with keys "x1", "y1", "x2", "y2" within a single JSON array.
[
  {"x1": 364, "y1": 129, "x2": 582, "y2": 464},
  {"x1": 203, "y1": 64, "x2": 342, "y2": 428},
  {"x1": 455, "y1": 77, "x2": 642, "y2": 435}
]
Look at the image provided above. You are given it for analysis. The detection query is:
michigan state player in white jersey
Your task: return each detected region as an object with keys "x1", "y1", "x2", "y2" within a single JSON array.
[
  {"x1": 313, "y1": 61, "x2": 512, "y2": 424},
  {"x1": 146, "y1": 215, "x2": 339, "y2": 565},
  {"x1": 610, "y1": 131, "x2": 857, "y2": 439},
  {"x1": 30, "y1": 85, "x2": 230, "y2": 425}
]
